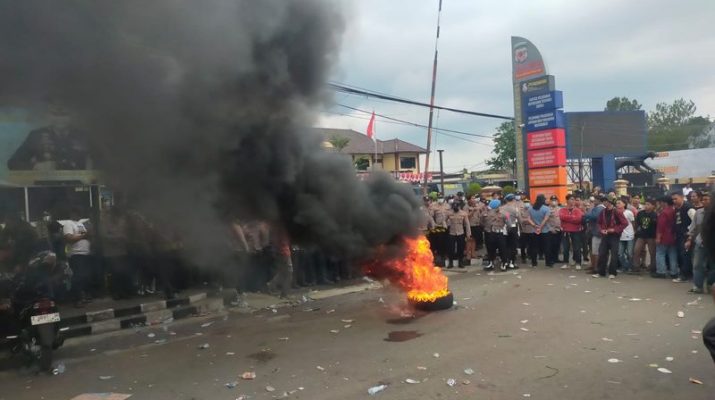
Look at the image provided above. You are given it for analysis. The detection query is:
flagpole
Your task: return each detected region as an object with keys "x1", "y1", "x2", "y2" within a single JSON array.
[
  {"x1": 373, "y1": 111, "x2": 378, "y2": 172},
  {"x1": 422, "y1": 0, "x2": 443, "y2": 195}
]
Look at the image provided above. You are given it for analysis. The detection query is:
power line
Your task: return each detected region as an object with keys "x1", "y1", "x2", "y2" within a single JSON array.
[
  {"x1": 335, "y1": 104, "x2": 495, "y2": 139},
  {"x1": 329, "y1": 82, "x2": 514, "y2": 121}
]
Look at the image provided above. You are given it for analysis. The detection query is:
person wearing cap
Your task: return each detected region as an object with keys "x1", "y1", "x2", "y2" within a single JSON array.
[
  {"x1": 482, "y1": 199, "x2": 508, "y2": 271},
  {"x1": 559, "y1": 194, "x2": 584, "y2": 270},
  {"x1": 501, "y1": 194, "x2": 520, "y2": 269},
  {"x1": 584, "y1": 195, "x2": 607, "y2": 273},
  {"x1": 518, "y1": 196, "x2": 534, "y2": 264},
  {"x1": 446, "y1": 200, "x2": 471, "y2": 268},
  {"x1": 545, "y1": 195, "x2": 562, "y2": 268},
  {"x1": 526, "y1": 194, "x2": 550, "y2": 268},
  {"x1": 595, "y1": 198, "x2": 629, "y2": 279},
  {"x1": 467, "y1": 197, "x2": 486, "y2": 261}
]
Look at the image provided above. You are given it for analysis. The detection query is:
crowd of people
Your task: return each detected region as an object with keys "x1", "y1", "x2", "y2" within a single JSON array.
[
  {"x1": 0, "y1": 201, "x2": 357, "y2": 308},
  {"x1": 423, "y1": 187, "x2": 713, "y2": 294}
]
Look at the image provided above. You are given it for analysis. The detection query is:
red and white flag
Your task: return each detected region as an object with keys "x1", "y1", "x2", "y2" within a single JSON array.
[{"x1": 366, "y1": 111, "x2": 375, "y2": 139}]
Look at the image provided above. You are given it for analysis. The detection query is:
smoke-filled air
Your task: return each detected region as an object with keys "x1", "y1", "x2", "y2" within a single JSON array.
[{"x1": 0, "y1": 0, "x2": 423, "y2": 266}]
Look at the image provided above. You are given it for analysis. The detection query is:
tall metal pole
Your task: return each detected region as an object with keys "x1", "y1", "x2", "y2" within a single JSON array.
[
  {"x1": 422, "y1": 0, "x2": 443, "y2": 195},
  {"x1": 437, "y1": 149, "x2": 445, "y2": 194}
]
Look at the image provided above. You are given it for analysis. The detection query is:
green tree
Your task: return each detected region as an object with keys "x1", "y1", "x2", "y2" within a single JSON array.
[
  {"x1": 486, "y1": 121, "x2": 516, "y2": 171},
  {"x1": 328, "y1": 135, "x2": 350, "y2": 152},
  {"x1": 604, "y1": 96, "x2": 642, "y2": 112},
  {"x1": 466, "y1": 182, "x2": 482, "y2": 198},
  {"x1": 501, "y1": 184, "x2": 515, "y2": 194},
  {"x1": 354, "y1": 156, "x2": 370, "y2": 171},
  {"x1": 647, "y1": 98, "x2": 711, "y2": 151}
]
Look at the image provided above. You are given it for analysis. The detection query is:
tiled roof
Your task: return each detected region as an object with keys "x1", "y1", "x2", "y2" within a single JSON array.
[{"x1": 316, "y1": 128, "x2": 426, "y2": 154}]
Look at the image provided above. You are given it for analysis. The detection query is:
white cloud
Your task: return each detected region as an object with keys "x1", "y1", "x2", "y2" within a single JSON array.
[{"x1": 323, "y1": 0, "x2": 715, "y2": 171}]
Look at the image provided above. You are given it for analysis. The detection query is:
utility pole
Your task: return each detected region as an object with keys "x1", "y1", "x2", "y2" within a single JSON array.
[
  {"x1": 422, "y1": 0, "x2": 443, "y2": 195},
  {"x1": 437, "y1": 149, "x2": 445, "y2": 194}
]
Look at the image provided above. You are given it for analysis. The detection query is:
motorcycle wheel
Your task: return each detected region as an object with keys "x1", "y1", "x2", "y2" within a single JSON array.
[{"x1": 36, "y1": 325, "x2": 54, "y2": 372}]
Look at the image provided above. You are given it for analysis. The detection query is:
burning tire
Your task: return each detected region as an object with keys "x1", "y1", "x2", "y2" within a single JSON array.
[{"x1": 408, "y1": 291, "x2": 453, "y2": 311}]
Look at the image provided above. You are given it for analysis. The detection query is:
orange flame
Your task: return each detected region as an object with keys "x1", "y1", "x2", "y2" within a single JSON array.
[{"x1": 364, "y1": 236, "x2": 449, "y2": 303}]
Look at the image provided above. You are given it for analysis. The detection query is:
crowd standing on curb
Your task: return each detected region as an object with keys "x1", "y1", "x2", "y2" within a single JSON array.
[{"x1": 424, "y1": 187, "x2": 714, "y2": 294}]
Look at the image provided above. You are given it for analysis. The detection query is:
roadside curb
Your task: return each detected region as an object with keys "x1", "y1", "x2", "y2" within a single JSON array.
[{"x1": 60, "y1": 289, "x2": 237, "y2": 340}]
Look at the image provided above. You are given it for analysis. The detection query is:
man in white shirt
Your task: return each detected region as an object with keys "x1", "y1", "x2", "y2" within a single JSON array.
[
  {"x1": 63, "y1": 208, "x2": 92, "y2": 307},
  {"x1": 682, "y1": 183, "x2": 693, "y2": 197}
]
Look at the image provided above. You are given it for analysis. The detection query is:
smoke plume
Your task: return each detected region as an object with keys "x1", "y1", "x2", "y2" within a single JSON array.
[{"x1": 0, "y1": 1, "x2": 423, "y2": 265}]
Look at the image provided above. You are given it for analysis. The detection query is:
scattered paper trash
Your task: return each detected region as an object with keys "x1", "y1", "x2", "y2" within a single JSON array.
[
  {"x1": 523, "y1": 394, "x2": 532, "y2": 398},
  {"x1": 608, "y1": 358, "x2": 621, "y2": 363},
  {"x1": 266, "y1": 386, "x2": 276, "y2": 392},
  {"x1": 417, "y1": 366, "x2": 427, "y2": 370},
  {"x1": 201, "y1": 322, "x2": 214, "y2": 328},
  {"x1": 629, "y1": 298, "x2": 642, "y2": 302},
  {"x1": 278, "y1": 337, "x2": 290, "y2": 341},
  {"x1": 602, "y1": 337, "x2": 613, "y2": 342},
  {"x1": 649, "y1": 363, "x2": 659, "y2": 368},
  {"x1": 405, "y1": 378, "x2": 420, "y2": 384},
  {"x1": 197, "y1": 343, "x2": 210, "y2": 350},
  {"x1": 241, "y1": 372, "x2": 256, "y2": 380},
  {"x1": 368, "y1": 384, "x2": 388, "y2": 395},
  {"x1": 433, "y1": 353, "x2": 440, "y2": 358},
  {"x1": 226, "y1": 352, "x2": 235, "y2": 356},
  {"x1": 691, "y1": 330, "x2": 702, "y2": 335},
  {"x1": 689, "y1": 377, "x2": 703, "y2": 385},
  {"x1": 665, "y1": 356, "x2": 674, "y2": 362},
  {"x1": 341, "y1": 319, "x2": 354, "y2": 323},
  {"x1": 520, "y1": 327, "x2": 529, "y2": 332},
  {"x1": 99, "y1": 376, "x2": 113, "y2": 380},
  {"x1": 344, "y1": 324, "x2": 352, "y2": 329},
  {"x1": 225, "y1": 381, "x2": 238, "y2": 389},
  {"x1": 522, "y1": 302, "x2": 530, "y2": 306},
  {"x1": 657, "y1": 367, "x2": 672, "y2": 374},
  {"x1": 316, "y1": 366, "x2": 325, "y2": 371},
  {"x1": 677, "y1": 311, "x2": 685, "y2": 318},
  {"x1": 330, "y1": 329, "x2": 340, "y2": 334},
  {"x1": 691, "y1": 350, "x2": 698, "y2": 354},
  {"x1": 326, "y1": 309, "x2": 336, "y2": 314},
  {"x1": 446, "y1": 378, "x2": 456, "y2": 387},
  {"x1": 520, "y1": 320, "x2": 529, "y2": 324},
  {"x1": 464, "y1": 368, "x2": 475, "y2": 375},
  {"x1": 147, "y1": 333, "x2": 156, "y2": 338},
  {"x1": 154, "y1": 339, "x2": 167, "y2": 344}
]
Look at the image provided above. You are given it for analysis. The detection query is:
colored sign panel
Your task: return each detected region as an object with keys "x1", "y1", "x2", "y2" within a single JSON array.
[
  {"x1": 527, "y1": 129, "x2": 566, "y2": 150},
  {"x1": 528, "y1": 166, "x2": 567, "y2": 187},
  {"x1": 525, "y1": 91, "x2": 563, "y2": 113},
  {"x1": 511, "y1": 37, "x2": 547, "y2": 82},
  {"x1": 520, "y1": 75, "x2": 556, "y2": 95},
  {"x1": 530, "y1": 186, "x2": 568, "y2": 204},
  {"x1": 526, "y1": 110, "x2": 565, "y2": 132},
  {"x1": 527, "y1": 147, "x2": 567, "y2": 169}
]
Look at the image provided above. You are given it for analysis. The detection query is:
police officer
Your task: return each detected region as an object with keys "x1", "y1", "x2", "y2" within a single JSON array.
[
  {"x1": 429, "y1": 195, "x2": 448, "y2": 267},
  {"x1": 501, "y1": 194, "x2": 521, "y2": 269},
  {"x1": 467, "y1": 197, "x2": 486, "y2": 260},
  {"x1": 446, "y1": 200, "x2": 471, "y2": 269},
  {"x1": 482, "y1": 199, "x2": 508, "y2": 271}
]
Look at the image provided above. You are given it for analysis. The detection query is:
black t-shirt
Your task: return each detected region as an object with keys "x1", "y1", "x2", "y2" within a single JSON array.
[{"x1": 635, "y1": 210, "x2": 657, "y2": 239}]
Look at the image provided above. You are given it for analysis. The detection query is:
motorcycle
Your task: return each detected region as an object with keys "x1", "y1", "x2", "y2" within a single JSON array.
[{"x1": 1, "y1": 251, "x2": 66, "y2": 372}]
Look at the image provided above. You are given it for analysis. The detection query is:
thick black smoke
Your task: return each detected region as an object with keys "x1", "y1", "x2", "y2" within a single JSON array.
[{"x1": 0, "y1": 1, "x2": 422, "y2": 265}]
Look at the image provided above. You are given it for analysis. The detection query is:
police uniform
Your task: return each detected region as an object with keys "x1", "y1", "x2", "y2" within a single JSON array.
[
  {"x1": 546, "y1": 200, "x2": 562, "y2": 267},
  {"x1": 468, "y1": 201, "x2": 486, "y2": 257},
  {"x1": 428, "y1": 201, "x2": 448, "y2": 266},
  {"x1": 482, "y1": 207, "x2": 508, "y2": 270},
  {"x1": 446, "y1": 206, "x2": 471, "y2": 268},
  {"x1": 501, "y1": 199, "x2": 521, "y2": 267}
]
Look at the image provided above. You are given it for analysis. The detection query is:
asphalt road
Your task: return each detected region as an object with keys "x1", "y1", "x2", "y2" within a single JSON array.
[{"x1": 1, "y1": 266, "x2": 714, "y2": 400}]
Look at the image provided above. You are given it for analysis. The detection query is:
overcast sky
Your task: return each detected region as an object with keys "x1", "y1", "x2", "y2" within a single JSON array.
[{"x1": 316, "y1": 0, "x2": 715, "y2": 173}]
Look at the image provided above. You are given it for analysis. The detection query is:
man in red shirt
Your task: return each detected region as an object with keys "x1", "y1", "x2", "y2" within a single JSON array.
[
  {"x1": 559, "y1": 194, "x2": 585, "y2": 270},
  {"x1": 653, "y1": 196, "x2": 678, "y2": 278},
  {"x1": 595, "y1": 199, "x2": 629, "y2": 278}
]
